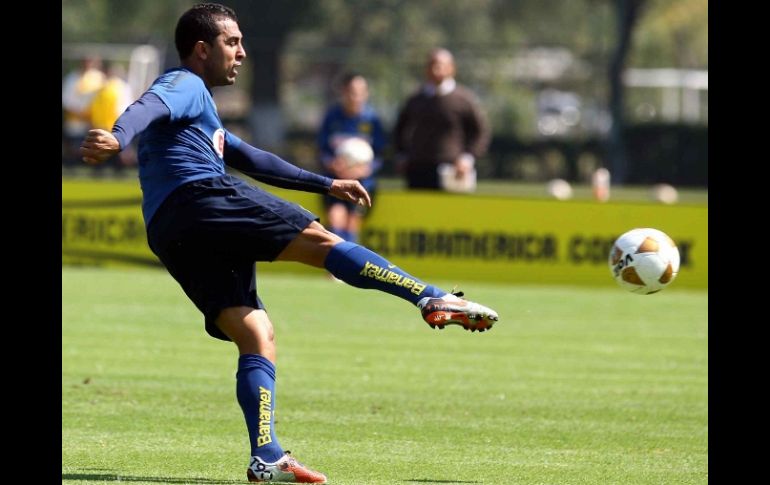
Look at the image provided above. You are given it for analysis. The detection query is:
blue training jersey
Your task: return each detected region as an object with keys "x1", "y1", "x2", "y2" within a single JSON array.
[
  {"x1": 317, "y1": 104, "x2": 386, "y2": 183},
  {"x1": 138, "y1": 67, "x2": 231, "y2": 225}
]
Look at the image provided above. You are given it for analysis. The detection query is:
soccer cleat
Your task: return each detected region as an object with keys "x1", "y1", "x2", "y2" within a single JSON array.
[
  {"x1": 417, "y1": 291, "x2": 498, "y2": 332},
  {"x1": 247, "y1": 451, "x2": 327, "y2": 484}
]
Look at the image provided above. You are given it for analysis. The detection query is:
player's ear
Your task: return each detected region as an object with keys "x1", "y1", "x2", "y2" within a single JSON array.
[{"x1": 193, "y1": 41, "x2": 209, "y2": 60}]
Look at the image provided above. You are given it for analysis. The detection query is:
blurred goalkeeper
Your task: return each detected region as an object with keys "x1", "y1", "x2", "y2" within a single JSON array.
[{"x1": 81, "y1": 3, "x2": 498, "y2": 484}]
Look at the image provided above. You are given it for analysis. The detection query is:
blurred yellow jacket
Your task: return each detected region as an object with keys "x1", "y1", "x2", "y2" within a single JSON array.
[
  {"x1": 62, "y1": 67, "x2": 105, "y2": 135},
  {"x1": 90, "y1": 77, "x2": 134, "y2": 131}
]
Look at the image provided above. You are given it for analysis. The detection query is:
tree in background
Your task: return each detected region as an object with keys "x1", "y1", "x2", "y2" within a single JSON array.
[
  {"x1": 63, "y1": 0, "x2": 706, "y2": 181},
  {"x1": 630, "y1": 0, "x2": 707, "y2": 69},
  {"x1": 228, "y1": 0, "x2": 320, "y2": 151},
  {"x1": 607, "y1": 0, "x2": 646, "y2": 185}
]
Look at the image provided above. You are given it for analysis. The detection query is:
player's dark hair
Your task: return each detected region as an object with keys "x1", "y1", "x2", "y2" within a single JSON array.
[
  {"x1": 175, "y1": 3, "x2": 238, "y2": 60},
  {"x1": 337, "y1": 71, "x2": 364, "y2": 91}
]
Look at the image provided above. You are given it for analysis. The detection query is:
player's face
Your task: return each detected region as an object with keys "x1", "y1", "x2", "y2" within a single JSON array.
[
  {"x1": 341, "y1": 77, "x2": 369, "y2": 116},
  {"x1": 426, "y1": 52, "x2": 455, "y2": 85},
  {"x1": 204, "y1": 19, "x2": 246, "y2": 87}
]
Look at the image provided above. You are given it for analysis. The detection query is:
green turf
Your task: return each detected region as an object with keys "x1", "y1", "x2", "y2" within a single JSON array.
[{"x1": 62, "y1": 267, "x2": 707, "y2": 484}]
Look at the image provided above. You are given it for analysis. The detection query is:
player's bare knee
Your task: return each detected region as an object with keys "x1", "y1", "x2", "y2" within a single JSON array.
[
  {"x1": 253, "y1": 315, "x2": 275, "y2": 344},
  {"x1": 216, "y1": 307, "x2": 273, "y2": 341},
  {"x1": 276, "y1": 221, "x2": 348, "y2": 268},
  {"x1": 305, "y1": 221, "x2": 344, "y2": 245},
  {"x1": 217, "y1": 306, "x2": 248, "y2": 323}
]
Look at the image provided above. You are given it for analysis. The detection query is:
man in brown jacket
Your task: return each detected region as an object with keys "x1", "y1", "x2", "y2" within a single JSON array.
[{"x1": 394, "y1": 48, "x2": 490, "y2": 190}]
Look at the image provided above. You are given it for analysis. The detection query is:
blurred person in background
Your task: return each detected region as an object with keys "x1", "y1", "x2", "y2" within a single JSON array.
[
  {"x1": 393, "y1": 48, "x2": 490, "y2": 191},
  {"x1": 317, "y1": 72, "x2": 385, "y2": 244},
  {"x1": 90, "y1": 62, "x2": 134, "y2": 133},
  {"x1": 80, "y1": 4, "x2": 498, "y2": 484},
  {"x1": 89, "y1": 62, "x2": 137, "y2": 174},
  {"x1": 62, "y1": 56, "x2": 105, "y2": 167}
]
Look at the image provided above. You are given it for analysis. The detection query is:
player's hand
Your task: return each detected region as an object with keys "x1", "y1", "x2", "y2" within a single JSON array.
[
  {"x1": 81, "y1": 129, "x2": 121, "y2": 165},
  {"x1": 329, "y1": 179, "x2": 372, "y2": 207},
  {"x1": 454, "y1": 156, "x2": 473, "y2": 179}
]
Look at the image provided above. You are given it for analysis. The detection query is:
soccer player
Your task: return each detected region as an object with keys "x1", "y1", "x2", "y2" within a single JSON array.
[
  {"x1": 317, "y1": 72, "x2": 385, "y2": 244},
  {"x1": 80, "y1": 4, "x2": 498, "y2": 484}
]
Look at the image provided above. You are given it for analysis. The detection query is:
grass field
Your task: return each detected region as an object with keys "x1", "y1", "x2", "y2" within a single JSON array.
[{"x1": 62, "y1": 267, "x2": 708, "y2": 485}]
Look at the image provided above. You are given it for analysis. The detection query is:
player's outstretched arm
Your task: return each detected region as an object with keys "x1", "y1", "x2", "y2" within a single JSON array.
[
  {"x1": 329, "y1": 179, "x2": 372, "y2": 207},
  {"x1": 81, "y1": 129, "x2": 120, "y2": 165},
  {"x1": 80, "y1": 92, "x2": 171, "y2": 165},
  {"x1": 224, "y1": 131, "x2": 334, "y2": 194}
]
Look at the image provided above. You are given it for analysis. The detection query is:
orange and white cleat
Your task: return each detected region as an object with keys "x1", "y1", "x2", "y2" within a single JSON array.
[
  {"x1": 417, "y1": 292, "x2": 498, "y2": 332},
  {"x1": 247, "y1": 451, "x2": 327, "y2": 484}
]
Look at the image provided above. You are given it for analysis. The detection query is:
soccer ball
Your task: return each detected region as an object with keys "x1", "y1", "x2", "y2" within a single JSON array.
[
  {"x1": 608, "y1": 228, "x2": 680, "y2": 294},
  {"x1": 336, "y1": 137, "x2": 374, "y2": 166}
]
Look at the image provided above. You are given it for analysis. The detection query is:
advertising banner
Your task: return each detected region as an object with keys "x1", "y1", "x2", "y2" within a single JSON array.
[{"x1": 63, "y1": 180, "x2": 707, "y2": 288}]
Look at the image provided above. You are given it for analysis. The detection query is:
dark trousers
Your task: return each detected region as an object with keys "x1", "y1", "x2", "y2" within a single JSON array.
[{"x1": 406, "y1": 165, "x2": 441, "y2": 190}]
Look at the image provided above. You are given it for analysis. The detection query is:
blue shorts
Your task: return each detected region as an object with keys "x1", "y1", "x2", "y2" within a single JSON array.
[{"x1": 146, "y1": 174, "x2": 318, "y2": 341}]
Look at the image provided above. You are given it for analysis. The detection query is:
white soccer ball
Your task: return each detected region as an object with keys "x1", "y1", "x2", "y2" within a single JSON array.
[
  {"x1": 546, "y1": 178, "x2": 573, "y2": 200},
  {"x1": 608, "y1": 228, "x2": 680, "y2": 294},
  {"x1": 336, "y1": 137, "x2": 374, "y2": 166}
]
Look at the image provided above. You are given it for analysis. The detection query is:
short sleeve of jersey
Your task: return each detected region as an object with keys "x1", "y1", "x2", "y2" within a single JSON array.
[{"x1": 147, "y1": 69, "x2": 209, "y2": 122}]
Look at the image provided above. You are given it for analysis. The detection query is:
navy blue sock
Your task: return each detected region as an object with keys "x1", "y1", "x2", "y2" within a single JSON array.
[
  {"x1": 236, "y1": 354, "x2": 284, "y2": 462},
  {"x1": 324, "y1": 241, "x2": 446, "y2": 305}
]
